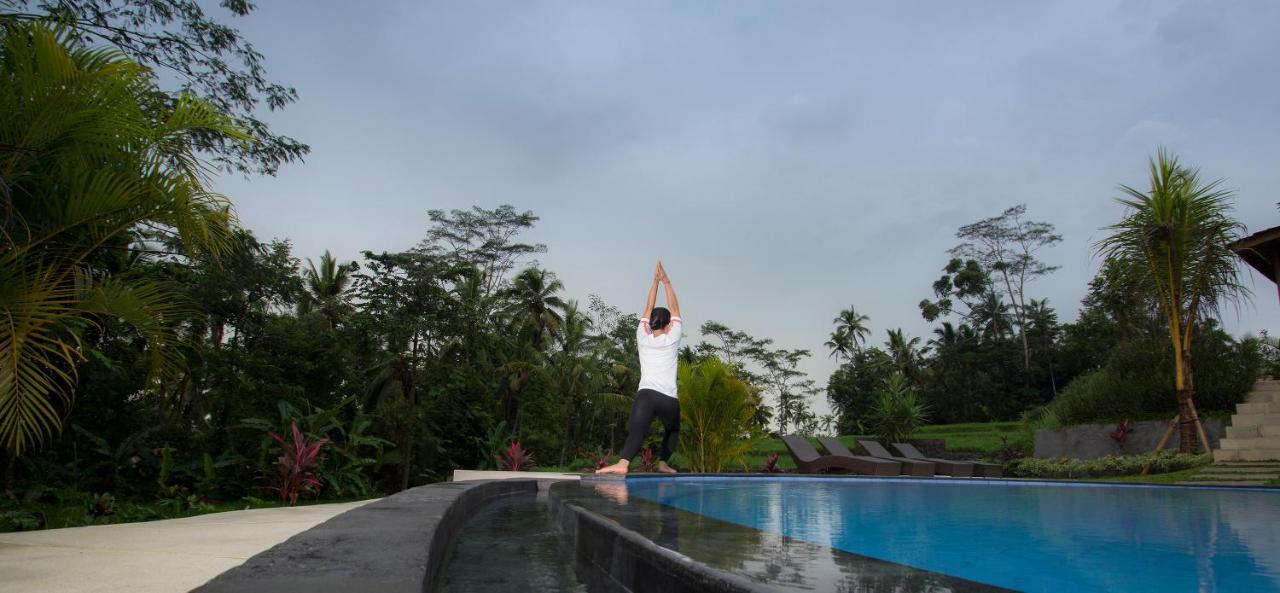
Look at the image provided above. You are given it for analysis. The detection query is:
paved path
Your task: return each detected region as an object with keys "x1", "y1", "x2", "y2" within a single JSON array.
[{"x1": 0, "y1": 500, "x2": 373, "y2": 593}]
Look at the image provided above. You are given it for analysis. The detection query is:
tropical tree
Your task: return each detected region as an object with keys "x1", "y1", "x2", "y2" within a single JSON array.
[
  {"x1": 4, "y1": 0, "x2": 306, "y2": 175},
  {"x1": 1095, "y1": 150, "x2": 1248, "y2": 453},
  {"x1": 825, "y1": 331, "x2": 853, "y2": 362},
  {"x1": 885, "y1": 329, "x2": 924, "y2": 380},
  {"x1": 502, "y1": 267, "x2": 567, "y2": 352},
  {"x1": 299, "y1": 250, "x2": 358, "y2": 327},
  {"x1": 868, "y1": 373, "x2": 930, "y2": 446},
  {"x1": 832, "y1": 307, "x2": 871, "y2": 355},
  {"x1": 678, "y1": 358, "x2": 754, "y2": 472},
  {"x1": 0, "y1": 22, "x2": 243, "y2": 454},
  {"x1": 951, "y1": 205, "x2": 1062, "y2": 373}
]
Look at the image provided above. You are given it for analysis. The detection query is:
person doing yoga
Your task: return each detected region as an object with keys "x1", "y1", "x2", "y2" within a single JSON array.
[{"x1": 597, "y1": 261, "x2": 682, "y2": 475}]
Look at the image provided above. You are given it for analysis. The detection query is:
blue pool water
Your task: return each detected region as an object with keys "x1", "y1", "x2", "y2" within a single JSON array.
[{"x1": 625, "y1": 477, "x2": 1280, "y2": 592}]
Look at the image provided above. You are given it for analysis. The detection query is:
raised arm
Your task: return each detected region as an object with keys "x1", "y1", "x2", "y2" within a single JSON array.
[
  {"x1": 658, "y1": 262, "x2": 681, "y2": 319},
  {"x1": 643, "y1": 262, "x2": 661, "y2": 318}
]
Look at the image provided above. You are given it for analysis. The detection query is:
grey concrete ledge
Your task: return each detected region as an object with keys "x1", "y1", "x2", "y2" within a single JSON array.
[
  {"x1": 549, "y1": 482, "x2": 780, "y2": 593},
  {"x1": 192, "y1": 479, "x2": 537, "y2": 593}
]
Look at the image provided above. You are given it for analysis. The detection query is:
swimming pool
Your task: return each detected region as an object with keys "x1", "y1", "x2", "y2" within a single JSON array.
[{"x1": 623, "y1": 476, "x2": 1280, "y2": 592}]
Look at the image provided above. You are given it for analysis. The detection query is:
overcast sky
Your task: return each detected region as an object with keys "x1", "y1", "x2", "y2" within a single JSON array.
[{"x1": 214, "y1": 1, "x2": 1280, "y2": 415}]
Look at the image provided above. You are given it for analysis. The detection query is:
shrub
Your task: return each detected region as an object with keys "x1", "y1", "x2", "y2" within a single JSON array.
[
  {"x1": 1048, "y1": 333, "x2": 1259, "y2": 424},
  {"x1": 1005, "y1": 451, "x2": 1210, "y2": 479},
  {"x1": 679, "y1": 358, "x2": 755, "y2": 473},
  {"x1": 634, "y1": 448, "x2": 658, "y2": 472},
  {"x1": 268, "y1": 420, "x2": 329, "y2": 505},
  {"x1": 868, "y1": 374, "x2": 930, "y2": 446},
  {"x1": 497, "y1": 441, "x2": 535, "y2": 471}
]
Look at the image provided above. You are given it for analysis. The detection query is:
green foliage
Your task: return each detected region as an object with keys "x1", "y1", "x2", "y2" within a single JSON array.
[
  {"x1": 1005, "y1": 452, "x2": 1211, "y2": 479},
  {"x1": 0, "y1": 21, "x2": 245, "y2": 454},
  {"x1": 1047, "y1": 328, "x2": 1259, "y2": 424},
  {"x1": 868, "y1": 374, "x2": 930, "y2": 446},
  {"x1": 678, "y1": 359, "x2": 755, "y2": 473},
  {"x1": 7, "y1": 0, "x2": 307, "y2": 175}
]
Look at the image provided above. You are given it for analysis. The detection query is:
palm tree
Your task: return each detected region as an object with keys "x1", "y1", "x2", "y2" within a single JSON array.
[
  {"x1": 502, "y1": 267, "x2": 567, "y2": 352},
  {"x1": 0, "y1": 24, "x2": 243, "y2": 454},
  {"x1": 885, "y1": 329, "x2": 924, "y2": 380},
  {"x1": 1095, "y1": 150, "x2": 1248, "y2": 453},
  {"x1": 831, "y1": 307, "x2": 871, "y2": 360},
  {"x1": 300, "y1": 250, "x2": 358, "y2": 327},
  {"x1": 971, "y1": 291, "x2": 1012, "y2": 340},
  {"x1": 825, "y1": 330, "x2": 853, "y2": 362},
  {"x1": 552, "y1": 301, "x2": 601, "y2": 465}
]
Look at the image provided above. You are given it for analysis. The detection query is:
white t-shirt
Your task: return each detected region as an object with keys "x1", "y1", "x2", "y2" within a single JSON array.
[{"x1": 637, "y1": 317, "x2": 682, "y2": 398}]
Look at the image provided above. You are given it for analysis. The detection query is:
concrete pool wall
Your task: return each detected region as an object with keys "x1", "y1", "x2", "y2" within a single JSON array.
[{"x1": 191, "y1": 479, "x2": 536, "y2": 593}]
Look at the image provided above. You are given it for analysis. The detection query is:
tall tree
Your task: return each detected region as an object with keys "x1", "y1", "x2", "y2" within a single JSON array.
[
  {"x1": 3, "y1": 0, "x2": 306, "y2": 175},
  {"x1": 0, "y1": 23, "x2": 242, "y2": 454},
  {"x1": 828, "y1": 307, "x2": 870, "y2": 362},
  {"x1": 1095, "y1": 150, "x2": 1248, "y2": 453},
  {"x1": 502, "y1": 267, "x2": 567, "y2": 353},
  {"x1": 884, "y1": 329, "x2": 924, "y2": 381},
  {"x1": 951, "y1": 205, "x2": 1062, "y2": 374},
  {"x1": 300, "y1": 250, "x2": 358, "y2": 327},
  {"x1": 416, "y1": 206, "x2": 545, "y2": 308}
]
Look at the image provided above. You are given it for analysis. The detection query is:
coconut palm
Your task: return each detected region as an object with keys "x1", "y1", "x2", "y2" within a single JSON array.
[
  {"x1": 0, "y1": 23, "x2": 244, "y2": 454},
  {"x1": 300, "y1": 250, "x2": 358, "y2": 327},
  {"x1": 1095, "y1": 149, "x2": 1248, "y2": 453},
  {"x1": 829, "y1": 306, "x2": 871, "y2": 364},
  {"x1": 502, "y1": 267, "x2": 567, "y2": 352},
  {"x1": 885, "y1": 329, "x2": 924, "y2": 379},
  {"x1": 825, "y1": 330, "x2": 853, "y2": 362}
]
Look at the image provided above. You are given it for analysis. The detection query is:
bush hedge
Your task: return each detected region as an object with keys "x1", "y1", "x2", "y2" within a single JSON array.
[
  {"x1": 1005, "y1": 451, "x2": 1210, "y2": 479},
  {"x1": 1046, "y1": 334, "x2": 1260, "y2": 424}
]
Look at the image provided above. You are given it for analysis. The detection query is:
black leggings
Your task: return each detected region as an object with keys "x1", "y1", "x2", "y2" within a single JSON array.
[{"x1": 620, "y1": 389, "x2": 681, "y2": 462}]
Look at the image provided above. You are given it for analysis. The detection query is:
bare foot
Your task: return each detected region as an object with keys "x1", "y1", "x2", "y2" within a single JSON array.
[
  {"x1": 596, "y1": 459, "x2": 630, "y2": 475},
  {"x1": 657, "y1": 461, "x2": 677, "y2": 474}
]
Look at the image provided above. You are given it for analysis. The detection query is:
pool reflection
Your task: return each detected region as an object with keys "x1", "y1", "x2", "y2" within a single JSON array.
[{"x1": 564, "y1": 479, "x2": 1007, "y2": 593}]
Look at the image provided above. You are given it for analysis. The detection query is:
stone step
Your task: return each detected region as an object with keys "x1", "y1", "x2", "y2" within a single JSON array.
[
  {"x1": 1229, "y1": 413, "x2": 1280, "y2": 428},
  {"x1": 1236, "y1": 402, "x2": 1280, "y2": 415},
  {"x1": 1245, "y1": 392, "x2": 1280, "y2": 404},
  {"x1": 1203, "y1": 463, "x2": 1280, "y2": 473},
  {"x1": 1193, "y1": 472, "x2": 1280, "y2": 480},
  {"x1": 1227, "y1": 425, "x2": 1260, "y2": 439},
  {"x1": 1252, "y1": 380, "x2": 1280, "y2": 390},
  {"x1": 1263, "y1": 425, "x2": 1280, "y2": 438},
  {"x1": 1214, "y1": 461, "x2": 1280, "y2": 468},
  {"x1": 1214, "y1": 449, "x2": 1280, "y2": 462},
  {"x1": 1219, "y1": 437, "x2": 1280, "y2": 450}
]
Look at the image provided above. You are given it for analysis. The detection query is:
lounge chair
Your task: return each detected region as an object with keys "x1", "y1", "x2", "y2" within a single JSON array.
[
  {"x1": 892, "y1": 442, "x2": 1002, "y2": 478},
  {"x1": 780, "y1": 435, "x2": 900, "y2": 476},
  {"x1": 887, "y1": 442, "x2": 975, "y2": 477},
  {"x1": 850, "y1": 439, "x2": 936, "y2": 477}
]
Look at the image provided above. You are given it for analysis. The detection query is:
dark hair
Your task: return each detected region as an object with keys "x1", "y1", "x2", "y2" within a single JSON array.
[{"x1": 649, "y1": 307, "x2": 671, "y2": 331}]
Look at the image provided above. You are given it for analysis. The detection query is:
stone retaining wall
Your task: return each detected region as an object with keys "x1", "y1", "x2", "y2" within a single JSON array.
[{"x1": 1034, "y1": 418, "x2": 1224, "y2": 460}]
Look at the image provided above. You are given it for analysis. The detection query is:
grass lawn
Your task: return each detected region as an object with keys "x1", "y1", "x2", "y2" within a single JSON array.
[{"x1": 738, "y1": 422, "x2": 1021, "y2": 472}]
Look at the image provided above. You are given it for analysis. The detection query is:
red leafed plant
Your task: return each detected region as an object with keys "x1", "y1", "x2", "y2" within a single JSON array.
[
  {"x1": 585, "y1": 447, "x2": 615, "y2": 471},
  {"x1": 268, "y1": 420, "x2": 330, "y2": 505},
  {"x1": 634, "y1": 448, "x2": 658, "y2": 472},
  {"x1": 762, "y1": 452, "x2": 782, "y2": 473},
  {"x1": 1109, "y1": 419, "x2": 1135, "y2": 451},
  {"x1": 498, "y1": 441, "x2": 536, "y2": 471}
]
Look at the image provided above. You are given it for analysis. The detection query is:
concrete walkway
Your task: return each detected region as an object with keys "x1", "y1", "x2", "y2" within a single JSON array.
[{"x1": 0, "y1": 500, "x2": 372, "y2": 593}]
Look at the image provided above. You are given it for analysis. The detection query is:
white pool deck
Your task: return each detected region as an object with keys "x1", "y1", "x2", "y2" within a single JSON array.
[
  {"x1": 0, "y1": 472, "x2": 578, "y2": 593},
  {"x1": 0, "y1": 500, "x2": 371, "y2": 593}
]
